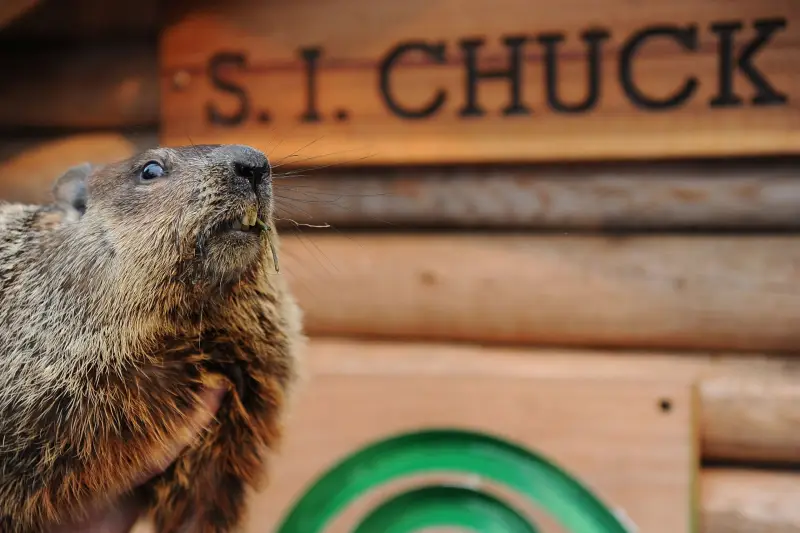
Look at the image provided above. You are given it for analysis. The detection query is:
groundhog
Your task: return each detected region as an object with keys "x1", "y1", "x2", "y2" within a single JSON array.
[{"x1": 0, "y1": 144, "x2": 304, "y2": 532}]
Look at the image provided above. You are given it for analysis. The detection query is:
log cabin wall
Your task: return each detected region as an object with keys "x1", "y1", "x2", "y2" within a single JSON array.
[
  {"x1": 2, "y1": 1, "x2": 800, "y2": 532},
  {"x1": 0, "y1": 0, "x2": 160, "y2": 202}
]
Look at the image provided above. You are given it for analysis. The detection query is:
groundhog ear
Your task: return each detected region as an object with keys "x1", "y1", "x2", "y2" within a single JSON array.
[{"x1": 53, "y1": 163, "x2": 92, "y2": 218}]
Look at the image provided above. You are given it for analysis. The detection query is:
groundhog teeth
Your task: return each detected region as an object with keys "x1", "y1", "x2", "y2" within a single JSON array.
[{"x1": 245, "y1": 207, "x2": 258, "y2": 227}]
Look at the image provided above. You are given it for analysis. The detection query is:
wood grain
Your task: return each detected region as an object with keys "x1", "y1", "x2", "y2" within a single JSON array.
[
  {"x1": 701, "y1": 468, "x2": 800, "y2": 533},
  {"x1": 246, "y1": 340, "x2": 697, "y2": 533},
  {"x1": 161, "y1": 0, "x2": 800, "y2": 165},
  {"x1": 0, "y1": 132, "x2": 157, "y2": 203},
  {"x1": 279, "y1": 233, "x2": 800, "y2": 353},
  {"x1": 8, "y1": 133, "x2": 800, "y2": 231},
  {"x1": 273, "y1": 158, "x2": 800, "y2": 230},
  {"x1": 303, "y1": 338, "x2": 800, "y2": 464},
  {"x1": 307, "y1": 337, "x2": 800, "y2": 465},
  {"x1": 0, "y1": 42, "x2": 157, "y2": 131},
  {"x1": 242, "y1": 338, "x2": 800, "y2": 531}
]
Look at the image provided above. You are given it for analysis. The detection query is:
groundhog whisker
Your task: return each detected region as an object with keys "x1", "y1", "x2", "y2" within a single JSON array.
[
  {"x1": 271, "y1": 151, "x2": 374, "y2": 173},
  {"x1": 256, "y1": 219, "x2": 280, "y2": 273},
  {"x1": 271, "y1": 151, "x2": 348, "y2": 171},
  {"x1": 274, "y1": 189, "x2": 350, "y2": 205},
  {"x1": 263, "y1": 124, "x2": 316, "y2": 158},
  {"x1": 273, "y1": 200, "x2": 317, "y2": 220},
  {"x1": 291, "y1": 227, "x2": 339, "y2": 274},
  {"x1": 276, "y1": 223, "x2": 339, "y2": 278},
  {"x1": 274, "y1": 193, "x2": 349, "y2": 205},
  {"x1": 261, "y1": 128, "x2": 288, "y2": 155},
  {"x1": 272, "y1": 158, "x2": 375, "y2": 178},
  {"x1": 277, "y1": 218, "x2": 331, "y2": 229},
  {"x1": 271, "y1": 137, "x2": 326, "y2": 168},
  {"x1": 273, "y1": 194, "x2": 398, "y2": 230},
  {"x1": 274, "y1": 183, "x2": 393, "y2": 200}
]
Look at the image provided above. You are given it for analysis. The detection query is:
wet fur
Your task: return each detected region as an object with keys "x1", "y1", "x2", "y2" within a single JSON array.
[{"x1": 0, "y1": 145, "x2": 304, "y2": 532}]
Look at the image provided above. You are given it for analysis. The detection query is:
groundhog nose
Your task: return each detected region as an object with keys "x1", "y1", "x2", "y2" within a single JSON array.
[{"x1": 214, "y1": 144, "x2": 270, "y2": 192}]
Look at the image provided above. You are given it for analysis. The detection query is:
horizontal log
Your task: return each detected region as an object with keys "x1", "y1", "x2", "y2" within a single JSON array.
[
  {"x1": 1, "y1": 0, "x2": 159, "y2": 41},
  {"x1": 0, "y1": 42, "x2": 157, "y2": 131},
  {"x1": 305, "y1": 338, "x2": 800, "y2": 464},
  {"x1": 701, "y1": 468, "x2": 800, "y2": 533},
  {"x1": 274, "y1": 159, "x2": 800, "y2": 230},
  {"x1": 280, "y1": 233, "x2": 800, "y2": 353},
  {"x1": 5, "y1": 133, "x2": 800, "y2": 231},
  {"x1": 0, "y1": 132, "x2": 157, "y2": 203}
]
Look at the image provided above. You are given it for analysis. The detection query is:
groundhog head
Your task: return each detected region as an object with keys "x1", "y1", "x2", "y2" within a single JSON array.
[{"x1": 51, "y1": 144, "x2": 275, "y2": 288}]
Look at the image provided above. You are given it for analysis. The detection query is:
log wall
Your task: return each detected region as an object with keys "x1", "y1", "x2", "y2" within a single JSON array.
[{"x1": 2, "y1": 1, "x2": 800, "y2": 532}]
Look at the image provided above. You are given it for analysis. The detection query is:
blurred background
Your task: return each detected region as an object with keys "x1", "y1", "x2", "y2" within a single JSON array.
[{"x1": 1, "y1": 1, "x2": 799, "y2": 532}]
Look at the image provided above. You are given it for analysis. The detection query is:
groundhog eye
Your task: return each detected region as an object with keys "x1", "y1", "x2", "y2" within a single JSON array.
[{"x1": 140, "y1": 162, "x2": 166, "y2": 181}]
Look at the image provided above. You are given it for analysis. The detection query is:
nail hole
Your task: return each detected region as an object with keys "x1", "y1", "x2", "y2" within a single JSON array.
[
  {"x1": 658, "y1": 398, "x2": 672, "y2": 413},
  {"x1": 419, "y1": 270, "x2": 437, "y2": 286}
]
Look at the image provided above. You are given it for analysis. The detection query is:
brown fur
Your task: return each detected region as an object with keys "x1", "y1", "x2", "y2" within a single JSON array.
[{"x1": 0, "y1": 145, "x2": 304, "y2": 532}]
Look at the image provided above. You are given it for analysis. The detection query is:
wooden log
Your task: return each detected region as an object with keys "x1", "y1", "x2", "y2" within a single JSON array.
[
  {"x1": 8, "y1": 133, "x2": 800, "y2": 231},
  {"x1": 279, "y1": 233, "x2": 800, "y2": 353},
  {"x1": 304, "y1": 338, "x2": 800, "y2": 464},
  {"x1": 1, "y1": 0, "x2": 159, "y2": 41},
  {"x1": 0, "y1": 132, "x2": 157, "y2": 203},
  {"x1": 273, "y1": 158, "x2": 800, "y2": 230},
  {"x1": 0, "y1": 42, "x2": 157, "y2": 131},
  {"x1": 701, "y1": 468, "x2": 800, "y2": 533},
  {"x1": 701, "y1": 363, "x2": 800, "y2": 465}
]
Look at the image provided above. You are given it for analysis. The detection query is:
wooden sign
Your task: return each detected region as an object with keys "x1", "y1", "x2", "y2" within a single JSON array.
[
  {"x1": 239, "y1": 344, "x2": 698, "y2": 533},
  {"x1": 160, "y1": 0, "x2": 799, "y2": 166}
]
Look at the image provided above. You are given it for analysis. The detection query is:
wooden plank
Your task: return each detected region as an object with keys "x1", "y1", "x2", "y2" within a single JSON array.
[
  {"x1": 303, "y1": 338, "x2": 800, "y2": 464},
  {"x1": 0, "y1": 42, "x2": 157, "y2": 131},
  {"x1": 279, "y1": 233, "x2": 800, "y2": 353},
  {"x1": 9, "y1": 134, "x2": 800, "y2": 230},
  {"x1": 160, "y1": 0, "x2": 800, "y2": 166},
  {"x1": 7, "y1": 134, "x2": 800, "y2": 230},
  {"x1": 701, "y1": 468, "x2": 800, "y2": 533},
  {"x1": 0, "y1": 132, "x2": 157, "y2": 203},
  {"x1": 242, "y1": 341, "x2": 697, "y2": 533},
  {"x1": 273, "y1": 158, "x2": 800, "y2": 230}
]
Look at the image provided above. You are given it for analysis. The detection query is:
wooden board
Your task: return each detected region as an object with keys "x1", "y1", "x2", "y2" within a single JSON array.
[
  {"x1": 278, "y1": 233, "x2": 800, "y2": 353},
  {"x1": 0, "y1": 132, "x2": 156, "y2": 204},
  {"x1": 240, "y1": 342, "x2": 697, "y2": 533},
  {"x1": 160, "y1": 0, "x2": 800, "y2": 166},
  {"x1": 272, "y1": 158, "x2": 800, "y2": 230},
  {"x1": 7, "y1": 134, "x2": 800, "y2": 231},
  {"x1": 0, "y1": 43, "x2": 157, "y2": 131},
  {"x1": 302, "y1": 338, "x2": 800, "y2": 464}
]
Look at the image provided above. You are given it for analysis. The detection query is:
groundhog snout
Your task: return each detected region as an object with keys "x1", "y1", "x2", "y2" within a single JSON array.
[{"x1": 211, "y1": 144, "x2": 270, "y2": 194}]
